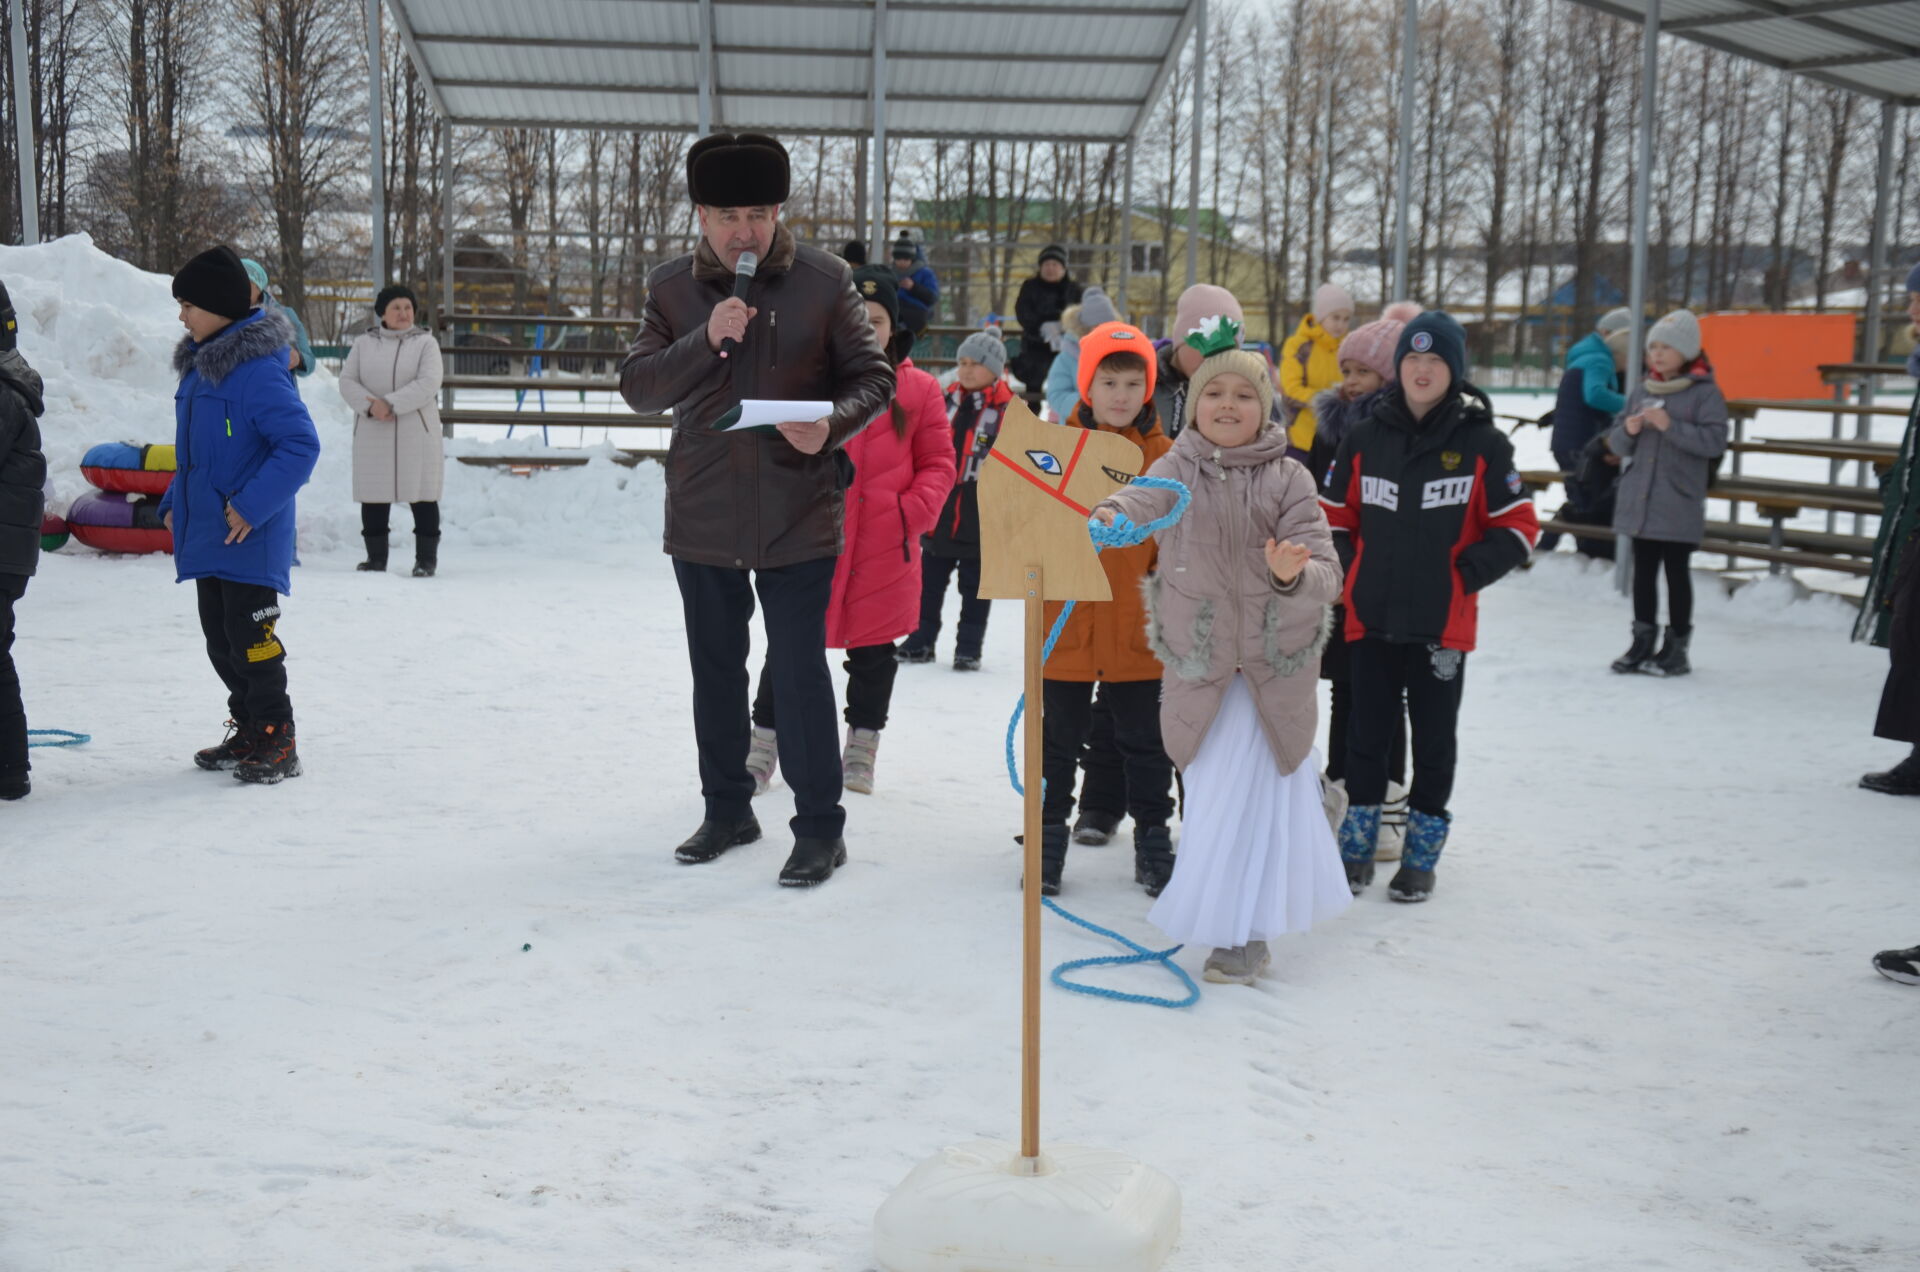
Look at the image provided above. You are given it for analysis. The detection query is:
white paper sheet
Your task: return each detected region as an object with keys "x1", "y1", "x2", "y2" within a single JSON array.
[{"x1": 713, "y1": 399, "x2": 836, "y2": 432}]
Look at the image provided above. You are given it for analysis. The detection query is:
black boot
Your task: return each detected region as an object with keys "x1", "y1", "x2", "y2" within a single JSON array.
[
  {"x1": 1647, "y1": 626, "x2": 1692, "y2": 677},
  {"x1": 1133, "y1": 824, "x2": 1176, "y2": 898},
  {"x1": 234, "y1": 720, "x2": 301, "y2": 784},
  {"x1": 1030, "y1": 822, "x2": 1068, "y2": 896},
  {"x1": 1072, "y1": 808, "x2": 1121, "y2": 846},
  {"x1": 194, "y1": 718, "x2": 254, "y2": 771},
  {"x1": 0, "y1": 768, "x2": 27, "y2": 800},
  {"x1": 357, "y1": 533, "x2": 389, "y2": 572},
  {"x1": 674, "y1": 814, "x2": 762, "y2": 864},
  {"x1": 895, "y1": 644, "x2": 935, "y2": 665},
  {"x1": 412, "y1": 533, "x2": 440, "y2": 578},
  {"x1": 1611, "y1": 621, "x2": 1658, "y2": 674},
  {"x1": 778, "y1": 836, "x2": 847, "y2": 887},
  {"x1": 1861, "y1": 749, "x2": 1920, "y2": 796}
]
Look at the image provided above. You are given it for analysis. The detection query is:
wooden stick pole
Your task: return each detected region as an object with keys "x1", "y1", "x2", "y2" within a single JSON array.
[{"x1": 1021, "y1": 566, "x2": 1045, "y2": 1164}]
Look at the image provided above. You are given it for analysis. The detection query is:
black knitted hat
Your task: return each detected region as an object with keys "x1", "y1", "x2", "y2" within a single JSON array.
[
  {"x1": 172, "y1": 245, "x2": 253, "y2": 321},
  {"x1": 851, "y1": 265, "x2": 899, "y2": 327},
  {"x1": 686, "y1": 133, "x2": 790, "y2": 207}
]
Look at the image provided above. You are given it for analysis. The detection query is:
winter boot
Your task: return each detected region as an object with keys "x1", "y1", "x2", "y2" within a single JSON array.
[
  {"x1": 1133, "y1": 824, "x2": 1176, "y2": 897},
  {"x1": 953, "y1": 653, "x2": 981, "y2": 671},
  {"x1": 895, "y1": 645, "x2": 935, "y2": 665},
  {"x1": 412, "y1": 533, "x2": 440, "y2": 578},
  {"x1": 1035, "y1": 822, "x2": 1069, "y2": 896},
  {"x1": 1646, "y1": 626, "x2": 1691, "y2": 677},
  {"x1": 356, "y1": 533, "x2": 389, "y2": 573},
  {"x1": 1860, "y1": 748, "x2": 1920, "y2": 796},
  {"x1": 1611, "y1": 621, "x2": 1658, "y2": 674},
  {"x1": 194, "y1": 718, "x2": 254, "y2": 771},
  {"x1": 675, "y1": 813, "x2": 761, "y2": 864},
  {"x1": 1073, "y1": 808, "x2": 1122, "y2": 846},
  {"x1": 234, "y1": 720, "x2": 301, "y2": 785},
  {"x1": 778, "y1": 837, "x2": 848, "y2": 887},
  {"x1": 746, "y1": 726, "x2": 778, "y2": 797},
  {"x1": 1388, "y1": 808, "x2": 1451, "y2": 903},
  {"x1": 1339, "y1": 804, "x2": 1382, "y2": 894},
  {"x1": 1872, "y1": 943, "x2": 1920, "y2": 985},
  {"x1": 0, "y1": 768, "x2": 27, "y2": 800},
  {"x1": 844, "y1": 727, "x2": 880, "y2": 795},
  {"x1": 1378, "y1": 781, "x2": 1410, "y2": 862},
  {"x1": 1203, "y1": 941, "x2": 1271, "y2": 986}
]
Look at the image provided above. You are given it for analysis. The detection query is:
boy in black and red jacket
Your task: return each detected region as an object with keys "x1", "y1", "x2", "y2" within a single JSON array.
[{"x1": 1319, "y1": 311, "x2": 1539, "y2": 903}]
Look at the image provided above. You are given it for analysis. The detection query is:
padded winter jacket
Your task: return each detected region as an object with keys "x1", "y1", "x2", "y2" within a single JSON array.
[
  {"x1": 619, "y1": 222, "x2": 896, "y2": 570},
  {"x1": 158, "y1": 309, "x2": 322, "y2": 594},
  {"x1": 263, "y1": 291, "x2": 316, "y2": 378},
  {"x1": 1043, "y1": 332, "x2": 1081, "y2": 423},
  {"x1": 1606, "y1": 362, "x2": 1729, "y2": 547},
  {"x1": 1320, "y1": 384, "x2": 1540, "y2": 652},
  {"x1": 1551, "y1": 332, "x2": 1626, "y2": 459},
  {"x1": 1097, "y1": 423, "x2": 1341, "y2": 775},
  {"x1": 894, "y1": 249, "x2": 940, "y2": 334},
  {"x1": 1011, "y1": 273, "x2": 1084, "y2": 391},
  {"x1": 1041, "y1": 401, "x2": 1173, "y2": 683},
  {"x1": 1279, "y1": 315, "x2": 1342, "y2": 452},
  {"x1": 340, "y1": 323, "x2": 445, "y2": 504},
  {"x1": 0, "y1": 350, "x2": 46, "y2": 578},
  {"x1": 926, "y1": 378, "x2": 1014, "y2": 559},
  {"x1": 825, "y1": 360, "x2": 956, "y2": 650}
]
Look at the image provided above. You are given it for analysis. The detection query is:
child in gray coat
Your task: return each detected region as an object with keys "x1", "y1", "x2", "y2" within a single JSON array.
[{"x1": 1607, "y1": 309, "x2": 1729, "y2": 677}]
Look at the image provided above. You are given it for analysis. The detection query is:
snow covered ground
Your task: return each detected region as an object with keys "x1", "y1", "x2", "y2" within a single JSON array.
[{"x1": 3, "y1": 239, "x2": 1918, "y2": 1271}]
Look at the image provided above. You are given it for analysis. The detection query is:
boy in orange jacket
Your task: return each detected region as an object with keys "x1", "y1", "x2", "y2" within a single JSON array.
[{"x1": 1039, "y1": 322, "x2": 1175, "y2": 897}]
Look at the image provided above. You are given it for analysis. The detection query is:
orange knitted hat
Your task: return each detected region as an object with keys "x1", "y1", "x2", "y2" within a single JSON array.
[{"x1": 1075, "y1": 321, "x2": 1158, "y2": 407}]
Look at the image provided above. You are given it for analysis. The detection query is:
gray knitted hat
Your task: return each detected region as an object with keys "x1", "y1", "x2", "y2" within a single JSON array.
[{"x1": 957, "y1": 328, "x2": 1007, "y2": 376}]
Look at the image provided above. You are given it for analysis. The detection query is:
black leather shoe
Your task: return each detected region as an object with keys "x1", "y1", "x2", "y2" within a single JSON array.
[
  {"x1": 778, "y1": 836, "x2": 847, "y2": 886},
  {"x1": 675, "y1": 815, "x2": 762, "y2": 864},
  {"x1": 1861, "y1": 752, "x2": 1920, "y2": 796}
]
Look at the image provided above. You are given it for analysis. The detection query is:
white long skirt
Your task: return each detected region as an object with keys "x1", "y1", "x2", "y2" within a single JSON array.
[{"x1": 1148, "y1": 675, "x2": 1352, "y2": 949}]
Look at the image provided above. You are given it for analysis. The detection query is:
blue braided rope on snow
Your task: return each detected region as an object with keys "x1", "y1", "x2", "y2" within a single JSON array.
[
  {"x1": 1003, "y1": 474, "x2": 1197, "y2": 1008},
  {"x1": 27, "y1": 729, "x2": 90, "y2": 748}
]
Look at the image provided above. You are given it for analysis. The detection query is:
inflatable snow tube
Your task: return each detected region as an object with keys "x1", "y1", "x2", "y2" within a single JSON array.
[
  {"x1": 40, "y1": 510, "x2": 68, "y2": 552},
  {"x1": 81, "y1": 442, "x2": 176, "y2": 496},
  {"x1": 66, "y1": 490, "x2": 173, "y2": 555}
]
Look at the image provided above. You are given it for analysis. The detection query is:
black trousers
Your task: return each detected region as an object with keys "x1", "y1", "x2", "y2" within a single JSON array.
[
  {"x1": 362, "y1": 500, "x2": 441, "y2": 539},
  {"x1": 674, "y1": 557, "x2": 843, "y2": 840},
  {"x1": 1346, "y1": 638, "x2": 1465, "y2": 816},
  {"x1": 1326, "y1": 678, "x2": 1407, "y2": 787},
  {"x1": 753, "y1": 642, "x2": 900, "y2": 733},
  {"x1": 903, "y1": 552, "x2": 990, "y2": 658},
  {"x1": 195, "y1": 577, "x2": 292, "y2": 724},
  {"x1": 1041, "y1": 678, "x2": 1175, "y2": 828},
  {"x1": 1536, "y1": 443, "x2": 1584, "y2": 554},
  {"x1": 0, "y1": 573, "x2": 26, "y2": 776},
  {"x1": 1076, "y1": 689, "x2": 1130, "y2": 817},
  {"x1": 1631, "y1": 537, "x2": 1694, "y2": 629}
]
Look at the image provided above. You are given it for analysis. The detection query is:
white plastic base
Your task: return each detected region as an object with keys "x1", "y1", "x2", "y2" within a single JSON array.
[{"x1": 873, "y1": 1140, "x2": 1181, "y2": 1272}]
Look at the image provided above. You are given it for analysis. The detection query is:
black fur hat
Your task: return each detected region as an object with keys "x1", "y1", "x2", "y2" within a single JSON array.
[{"x1": 686, "y1": 133, "x2": 790, "y2": 207}]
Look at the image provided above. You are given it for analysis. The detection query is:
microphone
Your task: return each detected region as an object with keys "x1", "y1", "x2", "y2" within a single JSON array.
[{"x1": 720, "y1": 250, "x2": 759, "y2": 360}]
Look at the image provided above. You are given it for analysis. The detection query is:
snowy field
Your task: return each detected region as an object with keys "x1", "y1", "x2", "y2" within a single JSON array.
[{"x1": 3, "y1": 239, "x2": 1918, "y2": 1271}]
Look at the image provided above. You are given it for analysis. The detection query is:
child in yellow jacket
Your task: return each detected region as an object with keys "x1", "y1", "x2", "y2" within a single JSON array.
[{"x1": 1279, "y1": 283, "x2": 1354, "y2": 454}]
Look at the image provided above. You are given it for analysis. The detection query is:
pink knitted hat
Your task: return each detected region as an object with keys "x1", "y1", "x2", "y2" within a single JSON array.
[
  {"x1": 1380, "y1": 300, "x2": 1423, "y2": 323},
  {"x1": 1337, "y1": 318, "x2": 1406, "y2": 382},
  {"x1": 1172, "y1": 284, "x2": 1243, "y2": 345}
]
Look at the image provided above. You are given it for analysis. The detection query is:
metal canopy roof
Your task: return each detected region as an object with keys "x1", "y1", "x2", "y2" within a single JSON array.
[
  {"x1": 1568, "y1": 0, "x2": 1920, "y2": 106},
  {"x1": 384, "y1": 0, "x2": 1202, "y2": 142}
]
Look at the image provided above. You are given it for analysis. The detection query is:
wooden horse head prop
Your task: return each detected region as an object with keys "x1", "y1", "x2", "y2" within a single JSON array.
[{"x1": 978, "y1": 399, "x2": 1145, "y2": 602}]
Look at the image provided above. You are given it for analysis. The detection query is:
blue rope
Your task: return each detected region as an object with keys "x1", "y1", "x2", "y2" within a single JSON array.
[
  {"x1": 1004, "y1": 474, "x2": 1197, "y2": 1009},
  {"x1": 1045, "y1": 898, "x2": 1201, "y2": 1009},
  {"x1": 27, "y1": 729, "x2": 89, "y2": 748}
]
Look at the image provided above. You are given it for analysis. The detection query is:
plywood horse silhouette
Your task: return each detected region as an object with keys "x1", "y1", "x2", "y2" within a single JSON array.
[{"x1": 977, "y1": 400, "x2": 1145, "y2": 602}]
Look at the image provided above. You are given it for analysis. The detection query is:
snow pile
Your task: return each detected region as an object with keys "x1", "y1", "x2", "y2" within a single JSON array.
[{"x1": 0, "y1": 235, "x2": 665, "y2": 559}]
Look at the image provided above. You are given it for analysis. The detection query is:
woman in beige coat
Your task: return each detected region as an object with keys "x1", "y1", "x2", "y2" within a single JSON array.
[
  {"x1": 338, "y1": 285, "x2": 444, "y2": 576},
  {"x1": 1095, "y1": 320, "x2": 1351, "y2": 986}
]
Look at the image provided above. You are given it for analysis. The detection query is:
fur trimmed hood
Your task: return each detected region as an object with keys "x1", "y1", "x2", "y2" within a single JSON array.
[{"x1": 172, "y1": 308, "x2": 296, "y2": 387}]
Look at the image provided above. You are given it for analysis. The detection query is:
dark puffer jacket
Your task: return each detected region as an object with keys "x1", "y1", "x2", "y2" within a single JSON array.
[
  {"x1": 619, "y1": 222, "x2": 896, "y2": 570},
  {"x1": 0, "y1": 350, "x2": 47, "y2": 578}
]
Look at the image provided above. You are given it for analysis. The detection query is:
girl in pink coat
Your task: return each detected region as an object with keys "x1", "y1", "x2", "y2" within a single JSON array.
[
  {"x1": 1095, "y1": 318, "x2": 1352, "y2": 986},
  {"x1": 749, "y1": 267, "x2": 956, "y2": 795}
]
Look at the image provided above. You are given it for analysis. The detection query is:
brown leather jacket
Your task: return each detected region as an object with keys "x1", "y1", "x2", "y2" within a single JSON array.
[{"x1": 620, "y1": 223, "x2": 895, "y2": 568}]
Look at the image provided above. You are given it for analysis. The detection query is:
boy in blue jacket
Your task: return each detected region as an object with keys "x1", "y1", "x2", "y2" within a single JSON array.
[{"x1": 158, "y1": 246, "x2": 321, "y2": 784}]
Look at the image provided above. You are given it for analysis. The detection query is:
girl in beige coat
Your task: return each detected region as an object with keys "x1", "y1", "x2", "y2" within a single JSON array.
[
  {"x1": 1094, "y1": 319, "x2": 1351, "y2": 985},
  {"x1": 338, "y1": 285, "x2": 445, "y2": 576}
]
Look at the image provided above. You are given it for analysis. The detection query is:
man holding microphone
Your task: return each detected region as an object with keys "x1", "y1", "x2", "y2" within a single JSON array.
[{"x1": 621, "y1": 133, "x2": 894, "y2": 887}]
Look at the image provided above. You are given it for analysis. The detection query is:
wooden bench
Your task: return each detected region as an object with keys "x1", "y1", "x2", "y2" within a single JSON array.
[
  {"x1": 455, "y1": 449, "x2": 664, "y2": 471},
  {"x1": 441, "y1": 409, "x2": 668, "y2": 429},
  {"x1": 1730, "y1": 437, "x2": 1899, "y2": 468},
  {"x1": 1535, "y1": 518, "x2": 1874, "y2": 577},
  {"x1": 1726, "y1": 397, "x2": 1912, "y2": 418},
  {"x1": 442, "y1": 376, "x2": 622, "y2": 393}
]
